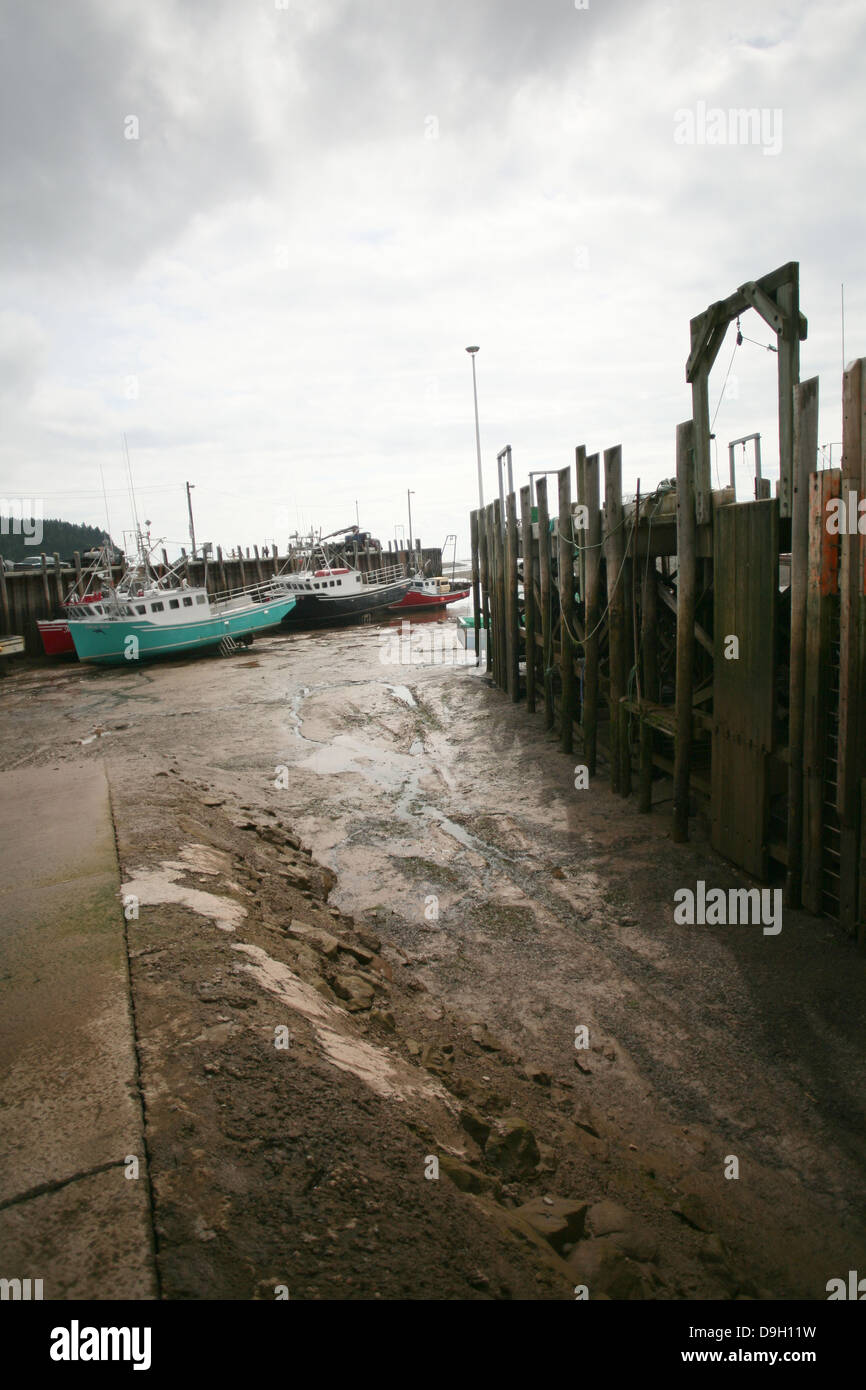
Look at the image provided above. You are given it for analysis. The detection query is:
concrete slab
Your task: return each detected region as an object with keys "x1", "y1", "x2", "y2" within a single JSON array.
[{"x1": 0, "y1": 760, "x2": 156, "y2": 1298}]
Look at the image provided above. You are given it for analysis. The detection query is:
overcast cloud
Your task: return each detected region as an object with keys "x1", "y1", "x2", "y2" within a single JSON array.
[{"x1": 1, "y1": 0, "x2": 864, "y2": 558}]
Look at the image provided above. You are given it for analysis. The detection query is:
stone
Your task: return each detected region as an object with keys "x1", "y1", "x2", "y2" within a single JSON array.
[
  {"x1": 438, "y1": 1155, "x2": 499, "y2": 1196},
  {"x1": 336, "y1": 939, "x2": 375, "y2": 965},
  {"x1": 405, "y1": 1039, "x2": 421, "y2": 1057},
  {"x1": 586, "y1": 1200, "x2": 631, "y2": 1237},
  {"x1": 514, "y1": 1197, "x2": 588, "y2": 1253},
  {"x1": 568, "y1": 1238, "x2": 654, "y2": 1300},
  {"x1": 369, "y1": 1008, "x2": 395, "y2": 1031},
  {"x1": 330, "y1": 973, "x2": 375, "y2": 1012},
  {"x1": 586, "y1": 1201, "x2": 658, "y2": 1262},
  {"x1": 287, "y1": 921, "x2": 340, "y2": 958},
  {"x1": 524, "y1": 1065, "x2": 552, "y2": 1087},
  {"x1": 354, "y1": 927, "x2": 382, "y2": 952},
  {"x1": 484, "y1": 1116, "x2": 540, "y2": 1180},
  {"x1": 673, "y1": 1192, "x2": 714, "y2": 1233},
  {"x1": 459, "y1": 1108, "x2": 491, "y2": 1149}
]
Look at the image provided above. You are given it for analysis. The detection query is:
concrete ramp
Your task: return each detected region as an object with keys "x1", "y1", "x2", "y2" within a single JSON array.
[{"x1": 0, "y1": 760, "x2": 156, "y2": 1300}]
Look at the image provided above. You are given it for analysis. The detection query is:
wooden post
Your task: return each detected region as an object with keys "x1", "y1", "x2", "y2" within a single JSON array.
[
  {"x1": 53, "y1": 552, "x2": 63, "y2": 606},
  {"x1": 479, "y1": 506, "x2": 491, "y2": 673},
  {"x1": 673, "y1": 421, "x2": 697, "y2": 842},
  {"x1": 73, "y1": 550, "x2": 82, "y2": 593},
  {"x1": 558, "y1": 466, "x2": 576, "y2": 752},
  {"x1": 641, "y1": 552, "x2": 659, "y2": 703},
  {"x1": 0, "y1": 562, "x2": 9, "y2": 633},
  {"x1": 217, "y1": 546, "x2": 226, "y2": 590},
  {"x1": 639, "y1": 713, "x2": 653, "y2": 813},
  {"x1": 776, "y1": 271, "x2": 800, "y2": 522},
  {"x1": 39, "y1": 553, "x2": 50, "y2": 611},
  {"x1": 253, "y1": 545, "x2": 263, "y2": 582},
  {"x1": 520, "y1": 484, "x2": 536, "y2": 712},
  {"x1": 802, "y1": 470, "x2": 840, "y2": 912},
  {"x1": 786, "y1": 376, "x2": 819, "y2": 907},
  {"x1": 470, "y1": 510, "x2": 481, "y2": 667},
  {"x1": 505, "y1": 491, "x2": 520, "y2": 701},
  {"x1": 583, "y1": 453, "x2": 601, "y2": 776},
  {"x1": 237, "y1": 545, "x2": 246, "y2": 586},
  {"x1": 493, "y1": 499, "x2": 506, "y2": 691},
  {"x1": 536, "y1": 478, "x2": 554, "y2": 728},
  {"x1": 838, "y1": 360, "x2": 864, "y2": 934},
  {"x1": 604, "y1": 448, "x2": 625, "y2": 792}
]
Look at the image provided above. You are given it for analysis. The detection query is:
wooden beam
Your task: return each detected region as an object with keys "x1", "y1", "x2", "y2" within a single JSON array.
[
  {"x1": 470, "y1": 509, "x2": 481, "y2": 668},
  {"x1": 536, "y1": 478, "x2": 554, "y2": 730},
  {"x1": 520, "y1": 485, "x2": 536, "y2": 712},
  {"x1": 505, "y1": 491, "x2": 520, "y2": 700},
  {"x1": 604, "y1": 446, "x2": 626, "y2": 793},
  {"x1": 776, "y1": 270, "x2": 800, "y2": 519},
  {"x1": 673, "y1": 420, "x2": 697, "y2": 842},
  {"x1": 583, "y1": 453, "x2": 602, "y2": 776},
  {"x1": 785, "y1": 376, "x2": 819, "y2": 907},
  {"x1": 558, "y1": 466, "x2": 577, "y2": 752}
]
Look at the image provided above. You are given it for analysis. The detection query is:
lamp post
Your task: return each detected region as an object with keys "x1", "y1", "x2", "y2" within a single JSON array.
[
  {"x1": 185, "y1": 481, "x2": 197, "y2": 559},
  {"x1": 466, "y1": 346, "x2": 484, "y2": 510}
]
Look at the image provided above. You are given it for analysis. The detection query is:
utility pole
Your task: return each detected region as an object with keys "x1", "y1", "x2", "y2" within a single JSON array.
[
  {"x1": 407, "y1": 489, "x2": 415, "y2": 556},
  {"x1": 466, "y1": 346, "x2": 484, "y2": 508},
  {"x1": 186, "y1": 481, "x2": 197, "y2": 559}
]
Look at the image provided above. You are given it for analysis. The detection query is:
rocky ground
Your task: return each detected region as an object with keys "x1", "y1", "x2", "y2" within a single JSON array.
[{"x1": 2, "y1": 620, "x2": 865, "y2": 1300}]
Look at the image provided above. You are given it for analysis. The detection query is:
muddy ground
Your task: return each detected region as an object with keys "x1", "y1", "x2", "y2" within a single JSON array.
[{"x1": 2, "y1": 619, "x2": 865, "y2": 1300}]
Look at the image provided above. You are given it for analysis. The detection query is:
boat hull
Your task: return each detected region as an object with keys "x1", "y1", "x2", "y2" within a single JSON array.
[
  {"x1": 68, "y1": 596, "x2": 296, "y2": 665},
  {"x1": 37, "y1": 619, "x2": 76, "y2": 656},
  {"x1": 280, "y1": 580, "x2": 411, "y2": 627},
  {"x1": 387, "y1": 587, "x2": 470, "y2": 611}
]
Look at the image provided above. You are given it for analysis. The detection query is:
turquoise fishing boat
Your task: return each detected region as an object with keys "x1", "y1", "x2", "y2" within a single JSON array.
[{"x1": 66, "y1": 531, "x2": 295, "y2": 665}]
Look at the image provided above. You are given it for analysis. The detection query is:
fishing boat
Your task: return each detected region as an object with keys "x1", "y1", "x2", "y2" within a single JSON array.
[
  {"x1": 66, "y1": 531, "x2": 296, "y2": 665},
  {"x1": 387, "y1": 575, "x2": 470, "y2": 611},
  {"x1": 37, "y1": 548, "x2": 121, "y2": 657},
  {"x1": 273, "y1": 529, "x2": 411, "y2": 626}
]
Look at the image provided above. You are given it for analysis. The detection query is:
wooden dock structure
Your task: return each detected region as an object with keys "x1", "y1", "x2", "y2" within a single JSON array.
[{"x1": 469, "y1": 262, "x2": 866, "y2": 944}]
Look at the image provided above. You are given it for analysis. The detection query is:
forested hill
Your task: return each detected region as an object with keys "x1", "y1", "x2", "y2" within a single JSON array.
[{"x1": 0, "y1": 518, "x2": 116, "y2": 562}]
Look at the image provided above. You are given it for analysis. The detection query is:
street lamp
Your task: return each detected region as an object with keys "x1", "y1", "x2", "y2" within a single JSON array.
[{"x1": 466, "y1": 346, "x2": 484, "y2": 509}]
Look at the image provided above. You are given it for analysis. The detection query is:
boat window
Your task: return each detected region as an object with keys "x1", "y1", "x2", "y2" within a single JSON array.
[
  {"x1": 183, "y1": 596, "x2": 193, "y2": 607},
  {"x1": 169, "y1": 598, "x2": 180, "y2": 609},
  {"x1": 330, "y1": 580, "x2": 335, "y2": 587},
  {"x1": 136, "y1": 605, "x2": 146, "y2": 615},
  {"x1": 196, "y1": 594, "x2": 206, "y2": 604},
  {"x1": 151, "y1": 601, "x2": 164, "y2": 612}
]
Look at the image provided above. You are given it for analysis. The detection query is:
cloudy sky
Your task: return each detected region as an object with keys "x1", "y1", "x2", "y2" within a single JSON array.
[{"x1": 1, "y1": 0, "x2": 863, "y2": 561}]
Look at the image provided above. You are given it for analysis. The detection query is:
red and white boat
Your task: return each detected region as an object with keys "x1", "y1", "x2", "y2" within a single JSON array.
[{"x1": 387, "y1": 576, "x2": 470, "y2": 611}]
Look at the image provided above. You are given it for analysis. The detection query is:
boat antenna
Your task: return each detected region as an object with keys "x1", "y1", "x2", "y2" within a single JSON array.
[
  {"x1": 123, "y1": 433, "x2": 142, "y2": 539},
  {"x1": 98, "y1": 462, "x2": 113, "y2": 552}
]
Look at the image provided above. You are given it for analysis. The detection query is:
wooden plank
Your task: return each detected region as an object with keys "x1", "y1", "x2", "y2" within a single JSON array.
[
  {"x1": 673, "y1": 421, "x2": 696, "y2": 841},
  {"x1": 558, "y1": 466, "x2": 576, "y2": 752},
  {"x1": 604, "y1": 447, "x2": 626, "y2": 792},
  {"x1": 776, "y1": 272, "x2": 800, "y2": 520},
  {"x1": 520, "y1": 485, "x2": 536, "y2": 712},
  {"x1": 536, "y1": 479, "x2": 554, "y2": 729},
  {"x1": 505, "y1": 492, "x2": 520, "y2": 701},
  {"x1": 785, "y1": 376, "x2": 819, "y2": 907},
  {"x1": 711, "y1": 500, "x2": 778, "y2": 879},
  {"x1": 838, "y1": 359, "x2": 864, "y2": 933},
  {"x1": 493, "y1": 499, "x2": 506, "y2": 691},
  {"x1": 479, "y1": 504, "x2": 492, "y2": 674},
  {"x1": 802, "y1": 470, "x2": 840, "y2": 913},
  {"x1": 690, "y1": 363, "x2": 712, "y2": 526},
  {"x1": 583, "y1": 453, "x2": 602, "y2": 776},
  {"x1": 470, "y1": 509, "x2": 481, "y2": 668}
]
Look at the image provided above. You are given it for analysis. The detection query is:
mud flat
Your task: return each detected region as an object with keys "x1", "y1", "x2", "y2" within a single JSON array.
[{"x1": 1, "y1": 624, "x2": 865, "y2": 1299}]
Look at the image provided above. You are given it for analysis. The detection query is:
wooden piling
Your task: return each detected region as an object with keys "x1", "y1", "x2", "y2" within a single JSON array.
[
  {"x1": 53, "y1": 553, "x2": 63, "y2": 606},
  {"x1": 786, "y1": 376, "x2": 819, "y2": 907},
  {"x1": 520, "y1": 484, "x2": 536, "y2": 712},
  {"x1": 253, "y1": 545, "x2": 263, "y2": 582},
  {"x1": 536, "y1": 478, "x2": 554, "y2": 729},
  {"x1": 558, "y1": 466, "x2": 576, "y2": 752},
  {"x1": 505, "y1": 491, "x2": 520, "y2": 701},
  {"x1": 838, "y1": 359, "x2": 864, "y2": 935},
  {"x1": 0, "y1": 562, "x2": 9, "y2": 633},
  {"x1": 603, "y1": 448, "x2": 626, "y2": 792},
  {"x1": 583, "y1": 453, "x2": 601, "y2": 776},
  {"x1": 479, "y1": 506, "x2": 491, "y2": 674},
  {"x1": 40, "y1": 554, "x2": 50, "y2": 610},
  {"x1": 470, "y1": 509, "x2": 481, "y2": 667},
  {"x1": 673, "y1": 420, "x2": 696, "y2": 842}
]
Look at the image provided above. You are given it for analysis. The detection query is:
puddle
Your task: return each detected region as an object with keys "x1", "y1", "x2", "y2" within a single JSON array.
[{"x1": 384, "y1": 684, "x2": 416, "y2": 708}]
